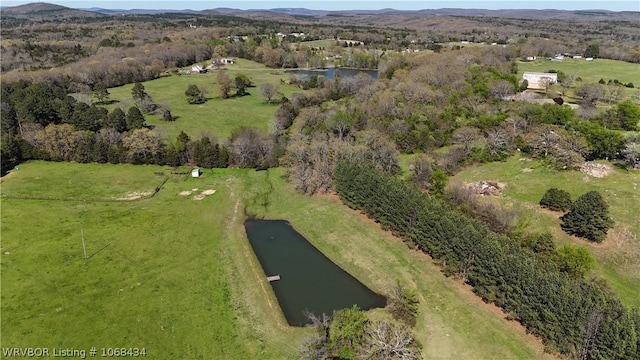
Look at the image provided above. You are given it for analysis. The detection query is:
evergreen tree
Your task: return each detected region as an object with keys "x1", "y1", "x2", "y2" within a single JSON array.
[
  {"x1": 560, "y1": 191, "x2": 613, "y2": 242},
  {"x1": 234, "y1": 74, "x2": 251, "y2": 96},
  {"x1": 185, "y1": 84, "x2": 206, "y2": 104},
  {"x1": 389, "y1": 281, "x2": 420, "y2": 326},
  {"x1": 584, "y1": 43, "x2": 600, "y2": 58},
  {"x1": 105, "y1": 108, "x2": 127, "y2": 132},
  {"x1": 162, "y1": 109, "x2": 175, "y2": 121},
  {"x1": 131, "y1": 82, "x2": 148, "y2": 102},
  {"x1": 93, "y1": 82, "x2": 110, "y2": 104},
  {"x1": 540, "y1": 188, "x2": 573, "y2": 211},
  {"x1": 126, "y1": 106, "x2": 145, "y2": 130}
]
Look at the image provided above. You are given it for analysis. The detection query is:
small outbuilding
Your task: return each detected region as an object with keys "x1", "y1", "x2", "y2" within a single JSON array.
[
  {"x1": 191, "y1": 168, "x2": 201, "y2": 178},
  {"x1": 522, "y1": 72, "x2": 558, "y2": 90}
]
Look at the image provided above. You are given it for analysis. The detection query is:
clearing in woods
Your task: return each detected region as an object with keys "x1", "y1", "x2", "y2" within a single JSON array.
[{"x1": 452, "y1": 155, "x2": 640, "y2": 308}]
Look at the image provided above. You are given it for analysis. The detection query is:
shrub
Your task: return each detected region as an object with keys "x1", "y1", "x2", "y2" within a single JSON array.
[
  {"x1": 389, "y1": 281, "x2": 419, "y2": 327},
  {"x1": 539, "y1": 188, "x2": 572, "y2": 211},
  {"x1": 185, "y1": 84, "x2": 206, "y2": 104},
  {"x1": 560, "y1": 191, "x2": 613, "y2": 242}
]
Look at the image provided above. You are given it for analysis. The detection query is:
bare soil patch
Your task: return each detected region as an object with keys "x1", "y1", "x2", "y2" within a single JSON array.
[
  {"x1": 466, "y1": 181, "x2": 507, "y2": 196},
  {"x1": 580, "y1": 162, "x2": 612, "y2": 178},
  {"x1": 190, "y1": 189, "x2": 217, "y2": 200},
  {"x1": 115, "y1": 191, "x2": 154, "y2": 201},
  {"x1": 181, "y1": 189, "x2": 216, "y2": 199}
]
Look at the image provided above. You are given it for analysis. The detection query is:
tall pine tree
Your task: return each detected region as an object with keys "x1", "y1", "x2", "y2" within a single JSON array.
[{"x1": 560, "y1": 191, "x2": 613, "y2": 242}]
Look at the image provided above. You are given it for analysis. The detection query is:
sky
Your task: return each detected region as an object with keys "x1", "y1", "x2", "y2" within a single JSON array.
[{"x1": 1, "y1": 0, "x2": 639, "y2": 11}]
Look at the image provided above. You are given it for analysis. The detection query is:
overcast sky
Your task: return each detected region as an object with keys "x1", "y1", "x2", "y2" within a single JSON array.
[{"x1": 2, "y1": 0, "x2": 639, "y2": 11}]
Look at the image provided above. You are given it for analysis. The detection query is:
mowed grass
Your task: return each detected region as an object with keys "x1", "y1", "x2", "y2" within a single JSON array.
[
  {"x1": 452, "y1": 155, "x2": 640, "y2": 308},
  {"x1": 1, "y1": 164, "x2": 251, "y2": 358},
  {"x1": 0, "y1": 161, "x2": 164, "y2": 200},
  {"x1": 103, "y1": 59, "x2": 305, "y2": 141},
  {"x1": 237, "y1": 168, "x2": 553, "y2": 359},
  {"x1": 1, "y1": 162, "x2": 555, "y2": 359},
  {"x1": 518, "y1": 58, "x2": 640, "y2": 99},
  {"x1": 518, "y1": 58, "x2": 640, "y2": 85}
]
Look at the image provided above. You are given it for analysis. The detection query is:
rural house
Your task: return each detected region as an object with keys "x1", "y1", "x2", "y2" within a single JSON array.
[{"x1": 217, "y1": 57, "x2": 235, "y2": 64}]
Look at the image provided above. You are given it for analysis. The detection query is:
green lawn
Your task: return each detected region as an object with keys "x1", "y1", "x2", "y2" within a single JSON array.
[
  {"x1": 518, "y1": 58, "x2": 640, "y2": 85},
  {"x1": 1, "y1": 165, "x2": 250, "y2": 358},
  {"x1": 452, "y1": 155, "x2": 640, "y2": 308},
  {"x1": 518, "y1": 58, "x2": 640, "y2": 100},
  {"x1": 0, "y1": 161, "x2": 165, "y2": 200},
  {"x1": 103, "y1": 59, "x2": 305, "y2": 141},
  {"x1": 1, "y1": 161, "x2": 555, "y2": 359}
]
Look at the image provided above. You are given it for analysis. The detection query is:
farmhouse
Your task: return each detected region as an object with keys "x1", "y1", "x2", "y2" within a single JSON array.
[
  {"x1": 217, "y1": 57, "x2": 235, "y2": 64},
  {"x1": 522, "y1": 72, "x2": 558, "y2": 90}
]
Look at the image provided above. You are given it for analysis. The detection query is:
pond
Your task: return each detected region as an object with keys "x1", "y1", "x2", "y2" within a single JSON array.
[
  {"x1": 286, "y1": 67, "x2": 378, "y2": 80},
  {"x1": 244, "y1": 219, "x2": 386, "y2": 326}
]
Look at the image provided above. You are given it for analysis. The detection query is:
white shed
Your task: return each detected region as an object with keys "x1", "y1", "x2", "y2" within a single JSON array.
[
  {"x1": 522, "y1": 72, "x2": 558, "y2": 90},
  {"x1": 191, "y1": 169, "x2": 201, "y2": 178}
]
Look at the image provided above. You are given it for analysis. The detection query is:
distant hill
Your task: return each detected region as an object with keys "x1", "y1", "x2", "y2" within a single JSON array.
[
  {"x1": 1, "y1": 2, "x2": 104, "y2": 18},
  {"x1": 86, "y1": 7, "x2": 199, "y2": 15},
  {"x1": 217, "y1": 7, "x2": 638, "y2": 21},
  {"x1": 2, "y1": 3, "x2": 637, "y2": 22}
]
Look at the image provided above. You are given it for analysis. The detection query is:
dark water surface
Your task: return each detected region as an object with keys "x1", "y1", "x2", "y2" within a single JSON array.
[
  {"x1": 286, "y1": 67, "x2": 378, "y2": 80},
  {"x1": 244, "y1": 219, "x2": 386, "y2": 326}
]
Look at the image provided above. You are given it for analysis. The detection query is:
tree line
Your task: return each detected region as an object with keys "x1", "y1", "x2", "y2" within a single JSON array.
[
  {"x1": 0, "y1": 81, "x2": 279, "y2": 173},
  {"x1": 332, "y1": 160, "x2": 639, "y2": 358}
]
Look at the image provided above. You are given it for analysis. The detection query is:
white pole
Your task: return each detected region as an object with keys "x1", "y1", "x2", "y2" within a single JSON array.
[{"x1": 81, "y1": 229, "x2": 87, "y2": 260}]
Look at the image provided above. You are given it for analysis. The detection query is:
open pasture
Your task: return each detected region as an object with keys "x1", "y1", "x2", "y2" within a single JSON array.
[
  {"x1": 1, "y1": 161, "x2": 555, "y2": 359},
  {"x1": 452, "y1": 155, "x2": 640, "y2": 308},
  {"x1": 518, "y1": 58, "x2": 640, "y2": 86},
  {"x1": 518, "y1": 58, "x2": 640, "y2": 100},
  {"x1": 103, "y1": 59, "x2": 305, "y2": 141}
]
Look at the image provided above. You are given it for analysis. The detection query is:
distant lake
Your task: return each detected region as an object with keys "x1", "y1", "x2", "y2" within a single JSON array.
[
  {"x1": 286, "y1": 67, "x2": 378, "y2": 80},
  {"x1": 244, "y1": 219, "x2": 386, "y2": 326}
]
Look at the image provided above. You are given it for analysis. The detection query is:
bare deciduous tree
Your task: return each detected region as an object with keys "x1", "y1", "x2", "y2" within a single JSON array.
[
  {"x1": 452, "y1": 126, "x2": 480, "y2": 155},
  {"x1": 358, "y1": 320, "x2": 421, "y2": 360},
  {"x1": 122, "y1": 128, "x2": 162, "y2": 164},
  {"x1": 259, "y1": 83, "x2": 279, "y2": 104},
  {"x1": 490, "y1": 79, "x2": 515, "y2": 99},
  {"x1": 539, "y1": 76, "x2": 554, "y2": 96},
  {"x1": 217, "y1": 71, "x2": 233, "y2": 99},
  {"x1": 602, "y1": 84, "x2": 625, "y2": 104},
  {"x1": 575, "y1": 83, "x2": 604, "y2": 108},
  {"x1": 409, "y1": 154, "x2": 432, "y2": 190}
]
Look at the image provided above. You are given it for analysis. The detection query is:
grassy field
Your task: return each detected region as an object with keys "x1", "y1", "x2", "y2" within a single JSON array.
[
  {"x1": 452, "y1": 155, "x2": 640, "y2": 308},
  {"x1": 518, "y1": 58, "x2": 640, "y2": 86},
  {"x1": 0, "y1": 162, "x2": 165, "y2": 200},
  {"x1": 1, "y1": 161, "x2": 555, "y2": 359},
  {"x1": 295, "y1": 39, "x2": 335, "y2": 49},
  {"x1": 103, "y1": 59, "x2": 305, "y2": 141},
  {"x1": 518, "y1": 58, "x2": 640, "y2": 100}
]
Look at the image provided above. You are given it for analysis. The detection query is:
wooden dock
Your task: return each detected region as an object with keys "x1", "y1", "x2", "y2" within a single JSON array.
[{"x1": 267, "y1": 275, "x2": 281, "y2": 282}]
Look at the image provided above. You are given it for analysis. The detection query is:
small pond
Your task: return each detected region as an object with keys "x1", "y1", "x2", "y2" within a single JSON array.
[
  {"x1": 286, "y1": 67, "x2": 378, "y2": 80},
  {"x1": 244, "y1": 219, "x2": 386, "y2": 326}
]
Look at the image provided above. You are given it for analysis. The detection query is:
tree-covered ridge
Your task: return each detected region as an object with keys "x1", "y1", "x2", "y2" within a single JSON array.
[{"x1": 333, "y1": 160, "x2": 639, "y2": 358}]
